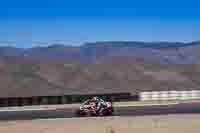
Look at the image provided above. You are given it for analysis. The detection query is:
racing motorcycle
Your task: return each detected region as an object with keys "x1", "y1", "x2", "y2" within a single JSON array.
[{"x1": 76, "y1": 99, "x2": 114, "y2": 116}]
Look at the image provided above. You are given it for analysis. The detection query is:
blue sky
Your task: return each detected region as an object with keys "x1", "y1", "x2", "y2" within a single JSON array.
[{"x1": 0, "y1": 0, "x2": 200, "y2": 48}]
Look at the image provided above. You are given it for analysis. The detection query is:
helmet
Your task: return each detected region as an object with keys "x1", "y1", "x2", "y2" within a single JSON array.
[
  {"x1": 91, "y1": 96, "x2": 99, "y2": 101},
  {"x1": 92, "y1": 96, "x2": 97, "y2": 100}
]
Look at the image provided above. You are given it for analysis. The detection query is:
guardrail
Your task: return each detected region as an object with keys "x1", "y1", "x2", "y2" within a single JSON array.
[{"x1": 139, "y1": 90, "x2": 200, "y2": 101}]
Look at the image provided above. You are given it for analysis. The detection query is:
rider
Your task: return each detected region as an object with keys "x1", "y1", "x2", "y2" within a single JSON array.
[{"x1": 90, "y1": 96, "x2": 107, "y2": 114}]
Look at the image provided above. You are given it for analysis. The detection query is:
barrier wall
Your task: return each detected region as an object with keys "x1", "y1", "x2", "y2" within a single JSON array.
[
  {"x1": 139, "y1": 90, "x2": 200, "y2": 101},
  {"x1": 0, "y1": 93, "x2": 133, "y2": 107}
]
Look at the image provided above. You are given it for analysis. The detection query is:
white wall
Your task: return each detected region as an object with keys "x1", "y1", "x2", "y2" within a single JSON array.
[{"x1": 140, "y1": 90, "x2": 200, "y2": 101}]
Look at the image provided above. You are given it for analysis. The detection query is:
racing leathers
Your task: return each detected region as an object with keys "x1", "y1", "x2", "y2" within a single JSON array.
[{"x1": 94, "y1": 97, "x2": 107, "y2": 113}]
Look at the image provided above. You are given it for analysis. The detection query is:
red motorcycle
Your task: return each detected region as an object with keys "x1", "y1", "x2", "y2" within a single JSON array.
[{"x1": 76, "y1": 99, "x2": 114, "y2": 117}]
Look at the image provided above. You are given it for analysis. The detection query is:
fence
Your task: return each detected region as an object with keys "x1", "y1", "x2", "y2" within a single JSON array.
[{"x1": 139, "y1": 90, "x2": 200, "y2": 101}]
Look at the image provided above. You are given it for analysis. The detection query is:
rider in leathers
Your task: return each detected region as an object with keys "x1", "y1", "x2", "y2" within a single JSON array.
[{"x1": 91, "y1": 96, "x2": 107, "y2": 114}]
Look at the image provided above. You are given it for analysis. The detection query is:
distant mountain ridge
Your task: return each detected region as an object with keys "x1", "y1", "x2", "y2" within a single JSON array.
[{"x1": 0, "y1": 41, "x2": 200, "y2": 64}]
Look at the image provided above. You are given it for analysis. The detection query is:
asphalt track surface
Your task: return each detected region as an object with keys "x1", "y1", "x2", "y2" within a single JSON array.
[{"x1": 0, "y1": 102, "x2": 200, "y2": 121}]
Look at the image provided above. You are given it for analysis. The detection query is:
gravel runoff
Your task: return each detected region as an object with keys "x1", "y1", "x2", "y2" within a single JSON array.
[{"x1": 0, "y1": 114, "x2": 200, "y2": 133}]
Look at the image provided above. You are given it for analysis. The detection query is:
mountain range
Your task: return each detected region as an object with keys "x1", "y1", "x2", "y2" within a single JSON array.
[
  {"x1": 1, "y1": 41, "x2": 200, "y2": 97},
  {"x1": 0, "y1": 41, "x2": 200, "y2": 64}
]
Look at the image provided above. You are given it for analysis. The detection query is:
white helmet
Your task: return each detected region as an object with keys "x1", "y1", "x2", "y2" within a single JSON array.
[{"x1": 92, "y1": 96, "x2": 98, "y2": 101}]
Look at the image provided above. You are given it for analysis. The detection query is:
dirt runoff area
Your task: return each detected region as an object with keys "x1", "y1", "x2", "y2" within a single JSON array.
[{"x1": 0, "y1": 114, "x2": 200, "y2": 133}]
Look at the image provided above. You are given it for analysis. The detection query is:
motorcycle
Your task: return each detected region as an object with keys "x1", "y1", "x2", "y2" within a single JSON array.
[{"x1": 76, "y1": 99, "x2": 114, "y2": 117}]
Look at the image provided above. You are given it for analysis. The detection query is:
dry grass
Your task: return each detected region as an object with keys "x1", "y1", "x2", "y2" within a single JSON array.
[{"x1": 0, "y1": 114, "x2": 200, "y2": 133}]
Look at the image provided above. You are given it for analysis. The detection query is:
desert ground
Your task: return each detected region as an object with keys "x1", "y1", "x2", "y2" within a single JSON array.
[{"x1": 0, "y1": 114, "x2": 200, "y2": 133}]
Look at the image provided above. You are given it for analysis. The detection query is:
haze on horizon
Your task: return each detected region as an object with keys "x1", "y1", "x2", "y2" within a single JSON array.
[{"x1": 0, "y1": 0, "x2": 200, "y2": 48}]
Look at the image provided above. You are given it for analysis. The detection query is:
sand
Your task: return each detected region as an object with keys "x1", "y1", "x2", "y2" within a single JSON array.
[{"x1": 0, "y1": 114, "x2": 200, "y2": 133}]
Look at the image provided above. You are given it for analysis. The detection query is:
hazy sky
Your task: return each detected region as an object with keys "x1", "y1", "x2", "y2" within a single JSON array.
[{"x1": 0, "y1": 0, "x2": 200, "y2": 48}]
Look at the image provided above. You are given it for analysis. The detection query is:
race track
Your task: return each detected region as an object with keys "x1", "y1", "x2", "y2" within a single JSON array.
[{"x1": 0, "y1": 102, "x2": 200, "y2": 121}]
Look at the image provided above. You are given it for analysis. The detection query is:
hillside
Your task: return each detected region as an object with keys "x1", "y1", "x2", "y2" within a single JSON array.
[{"x1": 0, "y1": 56, "x2": 200, "y2": 98}]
